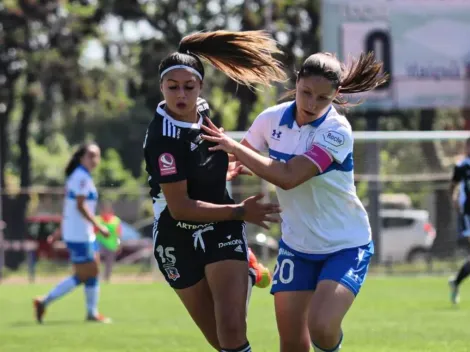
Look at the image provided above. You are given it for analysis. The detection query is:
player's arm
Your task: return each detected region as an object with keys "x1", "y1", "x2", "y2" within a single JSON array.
[
  {"x1": 145, "y1": 134, "x2": 245, "y2": 222},
  {"x1": 203, "y1": 119, "x2": 351, "y2": 190},
  {"x1": 227, "y1": 143, "x2": 321, "y2": 190},
  {"x1": 69, "y1": 175, "x2": 106, "y2": 233},
  {"x1": 450, "y1": 164, "x2": 463, "y2": 208}
]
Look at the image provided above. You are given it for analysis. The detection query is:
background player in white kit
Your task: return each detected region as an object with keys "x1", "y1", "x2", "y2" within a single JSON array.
[
  {"x1": 34, "y1": 143, "x2": 111, "y2": 323},
  {"x1": 202, "y1": 52, "x2": 387, "y2": 352}
]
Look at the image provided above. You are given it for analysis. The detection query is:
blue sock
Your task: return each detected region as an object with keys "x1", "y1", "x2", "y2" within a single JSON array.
[
  {"x1": 84, "y1": 277, "x2": 99, "y2": 316},
  {"x1": 43, "y1": 275, "x2": 81, "y2": 306}
]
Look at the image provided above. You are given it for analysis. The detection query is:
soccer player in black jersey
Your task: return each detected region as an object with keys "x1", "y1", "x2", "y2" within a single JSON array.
[
  {"x1": 449, "y1": 138, "x2": 470, "y2": 304},
  {"x1": 143, "y1": 30, "x2": 286, "y2": 352}
]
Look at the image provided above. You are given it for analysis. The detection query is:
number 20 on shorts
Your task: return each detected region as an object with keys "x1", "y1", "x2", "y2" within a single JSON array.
[{"x1": 273, "y1": 258, "x2": 295, "y2": 285}]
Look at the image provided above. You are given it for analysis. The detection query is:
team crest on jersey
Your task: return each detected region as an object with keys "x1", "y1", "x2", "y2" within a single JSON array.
[
  {"x1": 158, "y1": 153, "x2": 177, "y2": 176},
  {"x1": 165, "y1": 267, "x2": 180, "y2": 281}
]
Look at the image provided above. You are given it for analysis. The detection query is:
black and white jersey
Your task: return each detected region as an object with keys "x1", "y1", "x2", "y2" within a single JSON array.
[
  {"x1": 143, "y1": 98, "x2": 233, "y2": 227},
  {"x1": 452, "y1": 157, "x2": 470, "y2": 214}
]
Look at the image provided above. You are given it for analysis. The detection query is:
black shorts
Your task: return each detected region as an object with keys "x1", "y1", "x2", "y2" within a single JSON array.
[{"x1": 153, "y1": 220, "x2": 248, "y2": 289}]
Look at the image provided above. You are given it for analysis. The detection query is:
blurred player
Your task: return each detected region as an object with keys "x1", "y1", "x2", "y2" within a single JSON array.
[
  {"x1": 202, "y1": 52, "x2": 387, "y2": 352},
  {"x1": 95, "y1": 202, "x2": 122, "y2": 282},
  {"x1": 143, "y1": 30, "x2": 285, "y2": 352},
  {"x1": 449, "y1": 137, "x2": 470, "y2": 304},
  {"x1": 33, "y1": 143, "x2": 111, "y2": 323}
]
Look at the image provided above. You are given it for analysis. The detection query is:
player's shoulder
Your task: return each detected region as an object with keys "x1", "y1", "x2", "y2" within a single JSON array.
[
  {"x1": 322, "y1": 107, "x2": 352, "y2": 131},
  {"x1": 67, "y1": 166, "x2": 91, "y2": 186},
  {"x1": 456, "y1": 157, "x2": 470, "y2": 168}
]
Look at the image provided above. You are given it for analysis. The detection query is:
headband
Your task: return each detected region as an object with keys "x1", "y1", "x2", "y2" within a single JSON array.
[{"x1": 160, "y1": 65, "x2": 203, "y2": 81}]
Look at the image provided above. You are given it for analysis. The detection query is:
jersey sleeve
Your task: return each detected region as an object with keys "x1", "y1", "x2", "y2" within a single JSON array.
[
  {"x1": 68, "y1": 171, "x2": 93, "y2": 197},
  {"x1": 452, "y1": 164, "x2": 464, "y2": 183},
  {"x1": 145, "y1": 135, "x2": 188, "y2": 184},
  {"x1": 243, "y1": 112, "x2": 270, "y2": 153},
  {"x1": 310, "y1": 124, "x2": 353, "y2": 164}
]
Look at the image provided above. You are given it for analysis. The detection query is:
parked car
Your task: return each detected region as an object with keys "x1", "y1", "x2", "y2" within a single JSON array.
[
  {"x1": 377, "y1": 209, "x2": 436, "y2": 263},
  {"x1": 25, "y1": 214, "x2": 152, "y2": 262}
]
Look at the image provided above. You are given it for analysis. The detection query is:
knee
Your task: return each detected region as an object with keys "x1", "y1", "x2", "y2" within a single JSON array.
[
  {"x1": 217, "y1": 313, "x2": 246, "y2": 340},
  {"x1": 309, "y1": 318, "x2": 341, "y2": 349}
]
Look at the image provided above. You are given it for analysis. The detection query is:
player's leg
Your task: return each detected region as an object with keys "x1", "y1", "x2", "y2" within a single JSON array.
[
  {"x1": 449, "y1": 216, "x2": 470, "y2": 304},
  {"x1": 205, "y1": 260, "x2": 250, "y2": 351},
  {"x1": 175, "y1": 278, "x2": 220, "y2": 350},
  {"x1": 155, "y1": 226, "x2": 220, "y2": 349},
  {"x1": 309, "y1": 242, "x2": 374, "y2": 351},
  {"x1": 271, "y1": 242, "x2": 319, "y2": 352},
  {"x1": 101, "y1": 246, "x2": 115, "y2": 282},
  {"x1": 84, "y1": 245, "x2": 111, "y2": 323},
  {"x1": 33, "y1": 242, "x2": 90, "y2": 323},
  {"x1": 204, "y1": 221, "x2": 252, "y2": 352}
]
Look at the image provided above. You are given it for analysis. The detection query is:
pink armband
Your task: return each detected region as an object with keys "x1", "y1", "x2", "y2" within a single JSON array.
[{"x1": 303, "y1": 144, "x2": 333, "y2": 173}]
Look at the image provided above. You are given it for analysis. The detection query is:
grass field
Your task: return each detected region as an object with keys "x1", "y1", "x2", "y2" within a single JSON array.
[{"x1": 1, "y1": 276, "x2": 470, "y2": 352}]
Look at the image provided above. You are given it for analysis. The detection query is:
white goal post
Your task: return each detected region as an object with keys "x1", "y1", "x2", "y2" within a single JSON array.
[{"x1": 226, "y1": 130, "x2": 470, "y2": 142}]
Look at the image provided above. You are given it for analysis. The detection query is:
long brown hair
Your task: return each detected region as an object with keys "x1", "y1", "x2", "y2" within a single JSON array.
[
  {"x1": 65, "y1": 142, "x2": 98, "y2": 177},
  {"x1": 282, "y1": 52, "x2": 389, "y2": 106},
  {"x1": 159, "y1": 30, "x2": 287, "y2": 87}
]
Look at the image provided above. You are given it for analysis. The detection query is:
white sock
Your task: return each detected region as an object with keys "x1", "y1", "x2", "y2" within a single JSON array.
[
  {"x1": 312, "y1": 332, "x2": 342, "y2": 352},
  {"x1": 313, "y1": 345, "x2": 341, "y2": 352},
  {"x1": 43, "y1": 275, "x2": 81, "y2": 306},
  {"x1": 84, "y1": 277, "x2": 99, "y2": 316}
]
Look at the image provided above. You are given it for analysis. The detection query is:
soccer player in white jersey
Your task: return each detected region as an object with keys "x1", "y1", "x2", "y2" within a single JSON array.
[
  {"x1": 34, "y1": 143, "x2": 111, "y2": 324},
  {"x1": 202, "y1": 52, "x2": 388, "y2": 352}
]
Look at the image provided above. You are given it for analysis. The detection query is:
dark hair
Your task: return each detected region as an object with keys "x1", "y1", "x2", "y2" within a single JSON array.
[
  {"x1": 282, "y1": 52, "x2": 389, "y2": 106},
  {"x1": 65, "y1": 142, "x2": 98, "y2": 177},
  {"x1": 159, "y1": 30, "x2": 287, "y2": 87}
]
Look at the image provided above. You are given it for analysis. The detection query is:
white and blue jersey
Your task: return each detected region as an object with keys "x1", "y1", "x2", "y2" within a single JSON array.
[
  {"x1": 62, "y1": 166, "x2": 98, "y2": 263},
  {"x1": 244, "y1": 101, "x2": 373, "y2": 295}
]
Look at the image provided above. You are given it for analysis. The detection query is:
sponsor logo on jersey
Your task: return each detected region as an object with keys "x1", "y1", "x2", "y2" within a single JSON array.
[
  {"x1": 158, "y1": 153, "x2": 177, "y2": 176},
  {"x1": 323, "y1": 130, "x2": 344, "y2": 147},
  {"x1": 271, "y1": 129, "x2": 282, "y2": 140}
]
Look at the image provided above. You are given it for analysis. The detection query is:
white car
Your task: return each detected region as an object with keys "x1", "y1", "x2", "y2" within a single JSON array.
[{"x1": 377, "y1": 209, "x2": 436, "y2": 263}]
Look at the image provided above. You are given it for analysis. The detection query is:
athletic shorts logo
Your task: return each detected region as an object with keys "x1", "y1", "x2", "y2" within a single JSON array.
[
  {"x1": 158, "y1": 153, "x2": 177, "y2": 176},
  {"x1": 165, "y1": 267, "x2": 180, "y2": 281},
  {"x1": 218, "y1": 238, "x2": 244, "y2": 248}
]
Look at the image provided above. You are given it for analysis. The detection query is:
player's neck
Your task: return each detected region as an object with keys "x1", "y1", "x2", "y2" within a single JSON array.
[
  {"x1": 295, "y1": 106, "x2": 329, "y2": 127},
  {"x1": 165, "y1": 106, "x2": 198, "y2": 124}
]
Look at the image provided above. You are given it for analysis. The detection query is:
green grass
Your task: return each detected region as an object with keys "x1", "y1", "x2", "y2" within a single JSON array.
[{"x1": 1, "y1": 277, "x2": 470, "y2": 351}]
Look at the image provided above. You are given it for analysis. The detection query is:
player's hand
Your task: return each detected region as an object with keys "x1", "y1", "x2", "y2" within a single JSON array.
[
  {"x1": 239, "y1": 194, "x2": 281, "y2": 229},
  {"x1": 226, "y1": 161, "x2": 253, "y2": 181},
  {"x1": 201, "y1": 117, "x2": 238, "y2": 154},
  {"x1": 98, "y1": 225, "x2": 110, "y2": 238},
  {"x1": 47, "y1": 235, "x2": 56, "y2": 245}
]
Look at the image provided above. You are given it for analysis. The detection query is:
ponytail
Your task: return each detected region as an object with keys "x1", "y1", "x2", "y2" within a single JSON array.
[
  {"x1": 334, "y1": 52, "x2": 389, "y2": 106},
  {"x1": 159, "y1": 30, "x2": 287, "y2": 87},
  {"x1": 281, "y1": 52, "x2": 388, "y2": 106}
]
